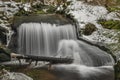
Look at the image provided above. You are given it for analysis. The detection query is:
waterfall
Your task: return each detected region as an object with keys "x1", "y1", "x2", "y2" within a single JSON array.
[
  {"x1": 18, "y1": 22, "x2": 114, "y2": 66},
  {"x1": 18, "y1": 23, "x2": 77, "y2": 56},
  {"x1": 18, "y1": 22, "x2": 114, "y2": 80}
]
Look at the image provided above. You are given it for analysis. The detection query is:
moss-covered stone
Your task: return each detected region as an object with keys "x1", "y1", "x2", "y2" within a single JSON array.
[
  {"x1": 82, "y1": 23, "x2": 97, "y2": 35},
  {"x1": 0, "y1": 46, "x2": 11, "y2": 62}
]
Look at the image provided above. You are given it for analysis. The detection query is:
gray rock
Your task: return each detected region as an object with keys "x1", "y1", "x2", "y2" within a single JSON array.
[{"x1": 1, "y1": 72, "x2": 33, "y2": 80}]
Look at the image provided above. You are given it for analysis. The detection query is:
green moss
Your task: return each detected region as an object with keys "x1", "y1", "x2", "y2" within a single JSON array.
[
  {"x1": 117, "y1": 0, "x2": 120, "y2": 5},
  {"x1": 105, "y1": 0, "x2": 120, "y2": 12},
  {"x1": 82, "y1": 23, "x2": 97, "y2": 35},
  {"x1": 107, "y1": 6, "x2": 120, "y2": 12},
  {"x1": 98, "y1": 19, "x2": 120, "y2": 30}
]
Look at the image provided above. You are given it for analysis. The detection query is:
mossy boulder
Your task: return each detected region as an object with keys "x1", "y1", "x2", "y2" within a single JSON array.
[
  {"x1": 0, "y1": 47, "x2": 11, "y2": 62},
  {"x1": 82, "y1": 23, "x2": 97, "y2": 35}
]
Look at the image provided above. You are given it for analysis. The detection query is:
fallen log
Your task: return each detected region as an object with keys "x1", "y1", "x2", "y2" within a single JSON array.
[{"x1": 16, "y1": 55, "x2": 74, "y2": 64}]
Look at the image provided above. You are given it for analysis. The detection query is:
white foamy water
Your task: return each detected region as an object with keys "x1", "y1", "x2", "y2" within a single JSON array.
[
  {"x1": 18, "y1": 23, "x2": 76, "y2": 56},
  {"x1": 53, "y1": 64, "x2": 114, "y2": 80}
]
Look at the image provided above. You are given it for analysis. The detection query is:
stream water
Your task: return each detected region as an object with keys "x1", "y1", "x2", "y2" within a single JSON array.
[{"x1": 18, "y1": 22, "x2": 114, "y2": 80}]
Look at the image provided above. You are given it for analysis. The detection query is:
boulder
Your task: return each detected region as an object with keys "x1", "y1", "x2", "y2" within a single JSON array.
[{"x1": 1, "y1": 71, "x2": 33, "y2": 80}]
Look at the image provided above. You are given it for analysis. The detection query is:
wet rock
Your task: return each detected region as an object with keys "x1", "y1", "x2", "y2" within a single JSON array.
[
  {"x1": 1, "y1": 71, "x2": 33, "y2": 80},
  {"x1": 0, "y1": 53, "x2": 10, "y2": 62},
  {"x1": 82, "y1": 23, "x2": 97, "y2": 35},
  {"x1": 0, "y1": 47, "x2": 10, "y2": 62},
  {"x1": 0, "y1": 26, "x2": 8, "y2": 44}
]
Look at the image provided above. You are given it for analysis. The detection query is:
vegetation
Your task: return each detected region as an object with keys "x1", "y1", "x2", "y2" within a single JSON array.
[
  {"x1": 56, "y1": 1, "x2": 71, "y2": 15},
  {"x1": 116, "y1": 0, "x2": 120, "y2": 5},
  {"x1": 14, "y1": 7, "x2": 32, "y2": 16},
  {"x1": 82, "y1": 23, "x2": 97, "y2": 35},
  {"x1": 32, "y1": 4, "x2": 56, "y2": 13},
  {"x1": 98, "y1": 19, "x2": 120, "y2": 30},
  {"x1": 15, "y1": 3, "x2": 57, "y2": 16},
  {"x1": 103, "y1": 0, "x2": 120, "y2": 13},
  {"x1": 107, "y1": 6, "x2": 120, "y2": 12}
]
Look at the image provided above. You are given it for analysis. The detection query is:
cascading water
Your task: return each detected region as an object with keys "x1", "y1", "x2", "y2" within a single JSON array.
[
  {"x1": 57, "y1": 40, "x2": 114, "y2": 66},
  {"x1": 18, "y1": 22, "x2": 114, "y2": 80},
  {"x1": 18, "y1": 23, "x2": 77, "y2": 56}
]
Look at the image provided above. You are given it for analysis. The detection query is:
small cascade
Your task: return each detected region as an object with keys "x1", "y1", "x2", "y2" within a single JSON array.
[
  {"x1": 57, "y1": 40, "x2": 82, "y2": 64},
  {"x1": 57, "y1": 40, "x2": 114, "y2": 66}
]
